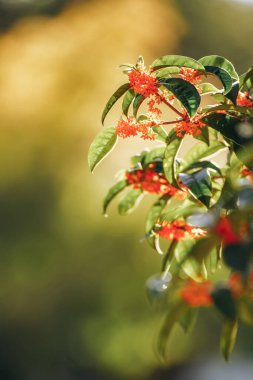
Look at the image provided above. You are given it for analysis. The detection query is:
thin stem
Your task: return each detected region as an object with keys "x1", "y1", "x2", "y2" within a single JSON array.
[
  {"x1": 161, "y1": 240, "x2": 178, "y2": 272},
  {"x1": 159, "y1": 94, "x2": 185, "y2": 118},
  {"x1": 160, "y1": 119, "x2": 184, "y2": 125}
]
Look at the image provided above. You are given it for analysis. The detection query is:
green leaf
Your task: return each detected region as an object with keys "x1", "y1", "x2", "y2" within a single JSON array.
[
  {"x1": 197, "y1": 82, "x2": 220, "y2": 95},
  {"x1": 152, "y1": 126, "x2": 168, "y2": 142},
  {"x1": 103, "y1": 179, "x2": 128, "y2": 215},
  {"x1": 193, "y1": 126, "x2": 210, "y2": 145},
  {"x1": 183, "y1": 160, "x2": 222, "y2": 176},
  {"x1": 102, "y1": 83, "x2": 130, "y2": 124},
  {"x1": 179, "y1": 307, "x2": 199, "y2": 334},
  {"x1": 179, "y1": 169, "x2": 213, "y2": 207},
  {"x1": 151, "y1": 55, "x2": 205, "y2": 71},
  {"x1": 199, "y1": 55, "x2": 239, "y2": 80},
  {"x1": 220, "y1": 320, "x2": 238, "y2": 361},
  {"x1": 133, "y1": 94, "x2": 145, "y2": 117},
  {"x1": 155, "y1": 67, "x2": 180, "y2": 79},
  {"x1": 239, "y1": 66, "x2": 253, "y2": 89},
  {"x1": 204, "y1": 104, "x2": 253, "y2": 117},
  {"x1": 226, "y1": 82, "x2": 239, "y2": 105},
  {"x1": 157, "y1": 301, "x2": 187, "y2": 358},
  {"x1": 122, "y1": 89, "x2": 135, "y2": 116},
  {"x1": 145, "y1": 195, "x2": 170, "y2": 233},
  {"x1": 238, "y1": 297, "x2": 253, "y2": 326},
  {"x1": 223, "y1": 243, "x2": 251, "y2": 273},
  {"x1": 201, "y1": 66, "x2": 233, "y2": 94},
  {"x1": 212, "y1": 288, "x2": 237, "y2": 321},
  {"x1": 118, "y1": 189, "x2": 143, "y2": 215},
  {"x1": 180, "y1": 141, "x2": 227, "y2": 171},
  {"x1": 88, "y1": 127, "x2": 117, "y2": 172},
  {"x1": 163, "y1": 132, "x2": 182, "y2": 188},
  {"x1": 143, "y1": 147, "x2": 165, "y2": 167},
  {"x1": 160, "y1": 78, "x2": 200, "y2": 118}
]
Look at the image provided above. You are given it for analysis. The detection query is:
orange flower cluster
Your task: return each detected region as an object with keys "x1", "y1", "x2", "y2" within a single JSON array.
[
  {"x1": 174, "y1": 112, "x2": 206, "y2": 137},
  {"x1": 178, "y1": 67, "x2": 202, "y2": 85},
  {"x1": 181, "y1": 280, "x2": 213, "y2": 307},
  {"x1": 126, "y1": 165, "x2": 186, "y2": 198},
  {"x1": 157, "y1": 220, "x2": 206, "y2": 241},
  {"x1": 229, "y1": 271, "x2": 253, "y2": 298},
  {"x1": 214, "y1": 216, "x2": 246, "y2": 245},
  {"x1": 115, "y1": 116, "x2": 157, "y2": 140},
  {"x1": 128, "y1": 68, "x2": 158, "y2": 98},
  {"x1": 237, "y1": 91, "x2": 253, "y2": 108}
]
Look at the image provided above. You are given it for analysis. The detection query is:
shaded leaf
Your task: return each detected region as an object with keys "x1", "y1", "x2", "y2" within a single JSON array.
[
  {"x1": 223, "y1": 243, "x2": 251, "y2": 273},
  {"x1": 212, "y1": 287, "x2": 237, "y2": 321},
  {"x1": 179, "y1": 307, "x2": 199, "y2": 334},
  {"x1": 163, "y1": 131, "x2": 182, "y2": 188},
  {"x1": 102, "y1": 83, "x2": 130, "y2": 124},
  {"x1": 220, "y1": 320, "x2": 238, "y2": 361},
  {"x1": 88, "y1": 127, "x2": 117, "y2": 172},
  {"x1": 145, "y1": 195, "x2": 170, "y2": 233},
  {"x1": 133, "y1": 94, "x2": 145, "y2": 117},
  {"x1": 202, "y1": 66, "x2": 233, "y2": 94},
  {"x1": 160, "y1": 78, "x2": 200, "y2": 118},
  {"x1": 199, "y1": 55, "x2": 238, "y2": 80},
  {"x1": 122, "y1": 89, "x2": 135, "y2": 116},
  {"x1": 179, "y1": 169, "x2": 213, "y2": 207}
]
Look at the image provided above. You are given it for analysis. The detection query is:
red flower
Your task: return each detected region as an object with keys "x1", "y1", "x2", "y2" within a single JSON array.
[
  {"x1": 178, "y1": 67, "x2": 202, "y2": 85},
  {"x1": 237, "y1": 91, "x2": 253, "y2": 108},
  {"x1": 128, "y1": 68, "x2": 158, "y2": 98},
  {"x1": 228, "y1": 273, "x2": 244, "y2": 298},
  {"x1": 115, "y1": 117, "x2": 157, "y2": 140},
  {"x1": 174, "y1": 111, "x2": 206, "y2": 137},
  {"x1": 214, "y1": 216, "x2": 242, "y2": 245},
  {"x1": 181, "y1": 280, "x2": 213, "y2": 307},
  {"x1": 157, "y1": 220, "x2": 206, "y2": 241},
  {"x1": 126, "y1": 165, "x2": 186, "y2": 198}
]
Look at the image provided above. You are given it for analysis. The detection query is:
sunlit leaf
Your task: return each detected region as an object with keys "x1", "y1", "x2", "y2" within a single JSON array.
[
  {"x1": 201, "y1": 66, "x2": 233, "y2": 94},
  {"x1": 102, "y1": 83, "x2": 130, "y2": 124},
  {"x1": 133, "y1": 94, "x2": 145, "y2": 117},
  {"x1": 163, "y1": 131, "x2": 182, "y2": 188},
  {"x1": 122, "y1": 89, "x2": 135, "y2": 116},
  {"x1": 103, "y1": 179, "x2": 128, "y2": 215},
  {"x1": 199, "y1": 55, "x2": 239, "y2": 80},
  {"x1": 145, "y1": 195, "x2": 170, "y2": 233},
  {"x1": 88, "y1": 127, "x2": 117, "y2": 172},
  {"x1": 118, "y1": 189, "x2": 143, "y2": 215},
  {"x1": 151, "y1": 55, "x2": 204, "y2": 71}
]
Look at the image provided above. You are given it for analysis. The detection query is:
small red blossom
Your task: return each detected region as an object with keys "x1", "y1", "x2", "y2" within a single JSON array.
[
  {"x1": 228, "y1": 273, "x2": 244, "y2": 298},
  {"x1": 174, "y1": 111, "x2": 206, "y2": 137},
  {"x1": 237, "y1": 91, "x2": 253, "y2": 108},
  {"x1": 128, "y1": 68, "x2": 158, "y2": 98},
  {"x1": 181, "y1": 280, "x2": 213, "y2": 307},
  {"x1": 214, "y1": 216, "x2": 241, "y2": 245},
  {"x1": 115, "y1": 117, "x2": 157, "y2": 140},
  {"x1": 126, "y1": 165, "x2": 186, "y2": 198},
  {"x1": 157, "y1": 220, "x2": 206, "y2": 241},
  {"x1": 240, "y1": 166, "x2": 253, "y2": 182},
  {"x1": 178, "y1": 67, "x2": 202, "y2": 85}
]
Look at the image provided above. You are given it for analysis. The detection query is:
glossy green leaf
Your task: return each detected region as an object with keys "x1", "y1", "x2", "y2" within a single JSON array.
[
  {"x1": 118, "y1": 189, "x2": 143, "y2": 215},
  {"x1": 151, "y1": 55, "x2": 205, "y2": 71},
  {"x1": 88, "y1": 127, "x2": 117, "y2": 172},
  {"x1": 179, "y1": 169, "x2": 213, "y2": 207},
  {"x1": 103, "y1": 179, "x2": 128, "y2": 215},
  {"x1": 183, "y1": 160, "x2": 222, "y2": 176},
  {"x1": 152, "y1": 126, "x2": 168, "y2": 142},
  {"x1": 202, "y1": 66, "x2": 233, "y2": 94},
  {"x1": 212, "y1": 288, "x2": 237, "y2": 321},
  {"x1": 163, "y1": 131, "x2": 182, "y2": 188},
  {"x1": 199, "y1": 55, "x2": 239, "y2": 80},
  {"x1": 180, "y1": 141, "x2": 226, "y2": 171},
  {"x1": 122, "y1": 89, "x2": 135, "y2": 116},
  {"x1": 143, "y1": 147, "x2": 165, "y2": 167},
  {"x1": 226, "y1": 82, "x2": 239, "y2": 105},
  {"x1": 133, "y1": 94, "x2": 145, "y2": 117},
  {"x1": 160, "y1": 78, "x2": 201, "y2": 117},
  {"x1": 220, "y1": 320, "x2": 238, "y2": 361},
  {"x1": 193, "y1": 126, "x2": 210, "y2": 145},
  {"x1": 204, "y1": 104, "x2": 253, "y2": 117},
  {"x1": 155, "y1": 67, "x2": 180, "y2": 79},
  {"x1": 102, "y1": 83, "x2": 130, "y2": 124},
  {"x1": 197, "y1": 82, "x2": 220, "y2": 95}
]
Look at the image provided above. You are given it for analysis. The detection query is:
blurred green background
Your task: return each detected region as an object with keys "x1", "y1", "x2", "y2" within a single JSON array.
[{"x1": 0, "y1": 0, "x2": 253, "y2": 379}]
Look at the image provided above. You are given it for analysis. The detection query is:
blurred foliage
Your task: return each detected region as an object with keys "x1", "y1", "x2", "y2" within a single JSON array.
[{"x1": 0, "y1": 0, "x2": 253, "y2": 379}]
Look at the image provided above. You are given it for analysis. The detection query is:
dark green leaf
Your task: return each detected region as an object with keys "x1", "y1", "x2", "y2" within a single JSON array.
[
  {"x1": 151, "y1": 55, "x2": 205, "y2": 71},
  {"x1": 118, "y1": 189, "x2": 143, "y2": 215},
  {"x1": 202, "y1": 66, "x2": 233, "y2": 94},
  {"x1": 102, "y1": 83, "x2": 130, "y2": 124},
  {"x1": 103, "y1": 179, "x2": 128, "y2": 215},
  {"x1": 199, "y1": 55, "x2": 239, "y2": 80},
  {"x1": 163, "y1": 131, "x2": 182, "y2": 188},
  {"x1": 220, "y1": 320, "x2": 238, "y2": 361},
  {"x1": 223, "y1": 243, "x2": 251, "y2": 273},
  {"x1": 212, "y1": 287, "x2": 237, "y2": 321},
  {"x1": 183, "y1": 160, "x2": 222, "y2": 176},
  {"x1": 88, "y1": 127, "x2": 117, "y2": 172},
  {"x1": 133, "y1": 94, "x2": 145, "y2": 117},
  {"x1": 160, "y1": 78, "x2": 200, "y2": 118},
  {"x1": 226, "y1": 82, "x2": 239, "y2": 105},
  {"x1": 122, "y1": 89, "x2": 135, "y2": 116},
  {"x1": 194, "y1": 125, "x2": 210, "y2": 145},
  {"x1": 179, "y1": 169, "x2": 212, "y2": 207}
]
